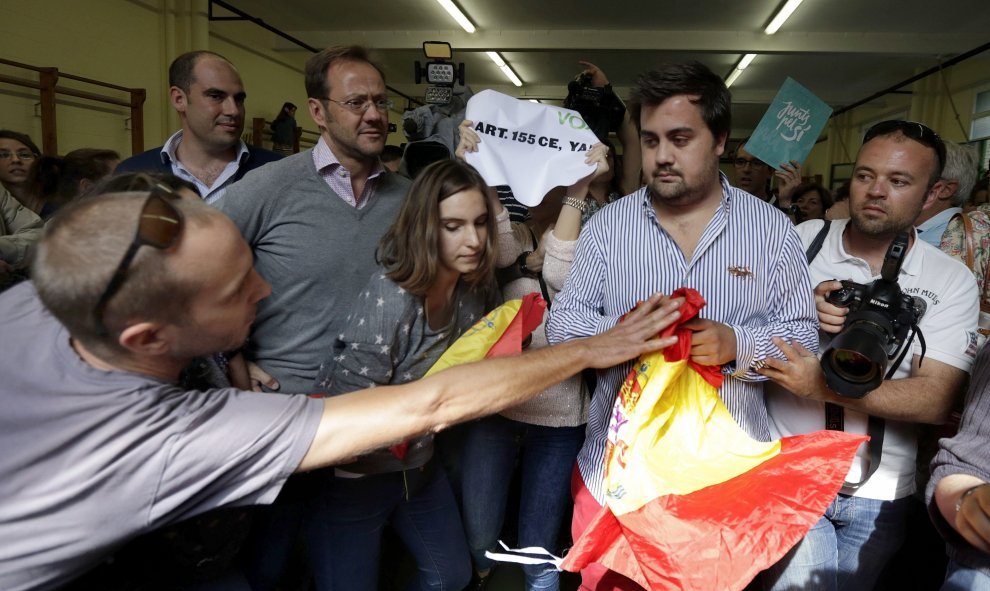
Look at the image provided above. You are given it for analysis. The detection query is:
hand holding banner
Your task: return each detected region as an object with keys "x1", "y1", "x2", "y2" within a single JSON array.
[{"x1": 464, "y1": 89, "x2": 600, "y2": 206}]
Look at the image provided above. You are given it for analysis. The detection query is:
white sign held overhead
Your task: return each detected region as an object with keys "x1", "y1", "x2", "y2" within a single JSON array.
[{"x1": 464, "y1": 89, "x2": 600, "y2": 206}]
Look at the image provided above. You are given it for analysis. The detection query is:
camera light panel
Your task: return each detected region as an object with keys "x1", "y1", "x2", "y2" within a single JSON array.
[
  {"x1": 424, "y1": 85, "x2": 453, "y2": 104},
  {"x1": 426, "y1": 62, "x2": 455, "y2": 85}
]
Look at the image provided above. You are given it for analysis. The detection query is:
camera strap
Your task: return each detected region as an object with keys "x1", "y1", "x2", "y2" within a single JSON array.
[
  {"x1": 808, "y1": 219, "x2": 886, "y2": 489},
  {"x1": 824, "y1": 404, "x2": 885, "y2": 490},
  {"x1": 804, "y1": 220, "x2": 832, "y2": 264}
]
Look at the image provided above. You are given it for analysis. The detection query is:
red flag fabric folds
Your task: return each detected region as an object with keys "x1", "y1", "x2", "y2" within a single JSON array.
[{"x1": 561, "y1": 288, "x2": 866, "y2": 590}]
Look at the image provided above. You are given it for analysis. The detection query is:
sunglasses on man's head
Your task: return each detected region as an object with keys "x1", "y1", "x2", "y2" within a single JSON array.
[
  {"x1": 862, "y1": 120, "x2": 946, "y2": 173},
  {"x1": 93, "y1": 186, "x2": 184, "y2": 336}
]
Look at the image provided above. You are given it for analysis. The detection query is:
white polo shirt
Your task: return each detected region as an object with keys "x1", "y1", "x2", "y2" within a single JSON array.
[{"x1": 766, "y1": 218, "x2": 980, "y2": 500}]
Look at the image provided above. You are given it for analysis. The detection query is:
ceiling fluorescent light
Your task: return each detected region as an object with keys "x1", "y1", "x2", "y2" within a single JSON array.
[
  {"x1": 725, "y1": 69, "x2": 744, "y2": 88},
  {"x1": 500, "y1": 64, "x2": 523, "y2": 87},
  {"x1": 529, "y1": 99, "x2": 540, "y2": 104},
  {"x1": 485, "y1": 51, "x2": 505, "y2": 68},
  {"x1": 764, "y1": 0, "x2": 804, "y2": 34},
  {"x1": 436, "y1": 0, "x2": 476, "y2": 33},
  {"x1": 738, "y1": 53, "x2": 757, "y2": 70},
  {"x1": 487, "y1": 51, "x2": 523, "y2": 86}
]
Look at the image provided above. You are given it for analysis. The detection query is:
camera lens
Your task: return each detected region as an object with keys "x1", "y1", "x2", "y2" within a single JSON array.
[
  {"x1": 826, "y1": 349, "x2": 880, "y2": 383},
  {"x1": 821, "y1": 316, "x2": 892, "y2": 398}
]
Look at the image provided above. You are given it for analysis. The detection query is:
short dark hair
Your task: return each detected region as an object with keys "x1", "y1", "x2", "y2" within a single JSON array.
[
  {"x1": 861, "y1": 120, "x2": 946, "y2": 187},
  {"x1": 794, "y1": 182, "x2": 834, "y2": 212},
  {"x1": 169, "y1": 51, "x2": 231, "y2": 93},
  {"x1": 0, "y1": 130, "x2": 41, "y2": 156},
  {"x1": 33, "y1": 148, "x2": 120, "y2": 205},
  {"x1": 628, "y1": 61, "x2": 731, "y2": 141},
  {"x1": 304, "y1": 45, "x2": 385, "y2": 100}
]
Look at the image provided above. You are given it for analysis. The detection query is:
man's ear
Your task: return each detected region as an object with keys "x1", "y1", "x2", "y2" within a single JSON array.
[
  {"x1": 921, "y1": 179, "x2": 948, "y2": 211},
  {"x1": 714, "y1": 133, "x2": 727, "y2": 157},
  {"x1": 308, "y1": 97, "x2": 328, "y2": 132},
  {"x1": 170, "y1": 86, "x2": 187, "y2": 114},
  {"x1": 937, "y1": 180, "x2": 959, "y2": 202},
  {"x1": 118, "y1": 321, "x2": 173, "y2": 357}
]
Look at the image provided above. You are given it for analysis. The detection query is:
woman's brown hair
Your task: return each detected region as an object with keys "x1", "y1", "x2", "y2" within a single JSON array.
[{"x1": 378, "y1": 159, "x2": 497, "y2": 296}]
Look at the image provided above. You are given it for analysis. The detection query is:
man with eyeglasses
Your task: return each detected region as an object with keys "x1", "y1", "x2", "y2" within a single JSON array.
[
  {"x1": 755, "y1": 120, "x2": 979, "y2": 591},
  {"x1": 115, "y1": 51, "x2": 281, "y2": 204},
  {"x1": 213, "y1": 45, "x2": 410, "y2": 587},
  {"x1": 732, "y1": 142, "x2": 775, "y2": 201},
  {"x1": 733, "y1": 140, "x2": 805, "y2": 213},
  {"x1": 0, "y1": 186, "x2": 680, "y2": 591}
]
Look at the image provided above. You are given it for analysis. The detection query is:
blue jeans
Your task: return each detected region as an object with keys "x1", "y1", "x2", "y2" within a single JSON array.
[
  {"x1": 761, "y1": 493, "x2": 911, "y2": 591},
  {"x1": 942, "y1": 559, "x2": 990, "y2": 591},
  {"x1": 461, "y1": 415, "x2": 585, "y2": 591},
  {"x1": 305, "y1": 462, "x2": 471, "y2": 591}
]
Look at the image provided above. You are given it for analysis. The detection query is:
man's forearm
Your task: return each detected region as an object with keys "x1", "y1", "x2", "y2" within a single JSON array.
[
  {"x1": 820, "y1": 366, "x2": 964, "y2": 424},
  {"x1": 299, "y1": 295, "x2": 680, "y2": 471}
]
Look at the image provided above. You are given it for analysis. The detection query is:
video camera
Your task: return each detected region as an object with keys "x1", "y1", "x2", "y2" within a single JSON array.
[
  {"x1": 821, "y1": 232, "x2": 926, "y2": 398},
  {"x1": 563, "y1": 72, "x2": 625, "y2": 141}
]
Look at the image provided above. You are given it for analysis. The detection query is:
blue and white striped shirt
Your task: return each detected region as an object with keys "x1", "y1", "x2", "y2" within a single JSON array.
[{"x1": 546, "y1": 173, "x2": 819, "y2": 503}]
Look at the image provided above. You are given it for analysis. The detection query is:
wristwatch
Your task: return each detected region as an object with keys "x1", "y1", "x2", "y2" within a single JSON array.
[
  {"x1": 517, "y1": 251, "x2": 535, "y2": 275},
  {"x1": 562, "y1": 196, "x2": 588, "y2": 213}
]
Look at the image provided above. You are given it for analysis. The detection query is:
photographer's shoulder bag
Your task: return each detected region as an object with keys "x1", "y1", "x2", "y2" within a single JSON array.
[{"x1": 805, "y1": 220, "x2": 885, "y2": 489}]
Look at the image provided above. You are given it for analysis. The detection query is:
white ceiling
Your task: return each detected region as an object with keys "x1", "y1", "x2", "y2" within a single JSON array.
[{"x1": 215, "y1": 0, "x2": 990, "y2": 137}]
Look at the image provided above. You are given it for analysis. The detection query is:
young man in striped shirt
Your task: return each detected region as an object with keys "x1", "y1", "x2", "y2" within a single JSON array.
[{"x1": 546, "y1": 61, "x2": 819, "y2": 590}]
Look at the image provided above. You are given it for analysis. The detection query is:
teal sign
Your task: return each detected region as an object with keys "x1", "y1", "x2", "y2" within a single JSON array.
[{"x1": 744, "y1": 77, "x2": 832, "y2": 170}]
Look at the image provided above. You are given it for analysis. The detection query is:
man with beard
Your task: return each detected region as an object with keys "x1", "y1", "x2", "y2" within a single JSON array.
[
  {"x1": 212, "y1": 45, "x2": 410, "y2": 587},
  {"x1": 116, "y1": 51, "x2": 280, "y2": 204},
  {"x1": 546, "y1": 61, "x2": 819, "y2": 590},
  {"x1": 757, "y1": 121, "x2": 979, "y2": 591}
]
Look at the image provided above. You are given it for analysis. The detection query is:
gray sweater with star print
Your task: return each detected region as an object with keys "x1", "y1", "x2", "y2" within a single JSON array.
[{"x1": 314, "y1": 270, "x2": 495, "y2": 474}]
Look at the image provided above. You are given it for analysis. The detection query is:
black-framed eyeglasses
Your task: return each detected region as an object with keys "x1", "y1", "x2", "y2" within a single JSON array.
[
  {"x1": 322, "y1": 96, "x2": 394, "y2": 114},
  {"x1": 733, "y1": 157, "x2": 767, "y2": 169},
  {"x1": 863, "y1": 120, "x2": 946, "y2": 173},
  {"x1": 93, "y1": 186, "x2": 184, "y2": 336}
]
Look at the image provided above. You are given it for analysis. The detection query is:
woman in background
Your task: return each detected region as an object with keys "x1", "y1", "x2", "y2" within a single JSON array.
[{"x1": 270, "y1": 102, "x2": 297, "y2": 156}]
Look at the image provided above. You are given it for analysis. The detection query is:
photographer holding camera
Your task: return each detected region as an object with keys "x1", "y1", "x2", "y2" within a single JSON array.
[{"x1": 755, "y1": 120, "x2": 980, "y2": 591}]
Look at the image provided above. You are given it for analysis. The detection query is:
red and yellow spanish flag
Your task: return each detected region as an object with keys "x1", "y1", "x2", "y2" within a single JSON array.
[
  {"x1": 560, "y1": 288, "x2": 866, "y2": 590},
  {"x1": 387, "y1": 293, "x2": 546, "y2": 459},
  {"x1": 425, "y1": 291, "x2": 546, "y2": 376}
]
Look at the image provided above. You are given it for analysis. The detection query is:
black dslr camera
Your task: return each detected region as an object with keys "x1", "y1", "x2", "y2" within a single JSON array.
[
  {"x1": 563, "y1": 73, "x2": 625, "y2": 142},
  {"x1": 821, "y1": 233, "x2": 926, "y2": 398}
]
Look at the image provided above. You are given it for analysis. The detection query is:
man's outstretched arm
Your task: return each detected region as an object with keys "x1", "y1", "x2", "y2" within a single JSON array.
[{"x1": 297, "y1": 293, "x2": 682, "y2": 471}]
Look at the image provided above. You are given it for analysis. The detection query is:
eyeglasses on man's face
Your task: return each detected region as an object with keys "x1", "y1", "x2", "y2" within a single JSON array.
[
  {"x1": 733, "y1": 157, "x2": 767, "y2": 169},
  {"x1": 0, "y1": 150, "x2": 36, "y2": 161},
  {"x1": 323, "y1": 96, "x2": 394, "y2": 114},
  {"x1": 93, "y1": 186, "x2": 184, "y2": 336}
]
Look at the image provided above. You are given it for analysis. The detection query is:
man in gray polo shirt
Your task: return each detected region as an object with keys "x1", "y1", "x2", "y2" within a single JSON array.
[{"x1": 0, "y1": 186, "x2": 681, "y2": 591}]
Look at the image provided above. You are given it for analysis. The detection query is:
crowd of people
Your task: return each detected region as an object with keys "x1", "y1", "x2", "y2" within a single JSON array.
[{"x1": 2, "y1": 43, "x2": 990, "y2": 591}]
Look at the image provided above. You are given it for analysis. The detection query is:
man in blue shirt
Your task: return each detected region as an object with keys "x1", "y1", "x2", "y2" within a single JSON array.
[
  {"x1": 116, "y1": 51, "x2": 280, "y2": 204},
  {"x1": 914, "y1": 140, "x2": 979, "y2": 247},
  {"x1": 546, "y1": 61, "x2": 819, "y2": 590}
]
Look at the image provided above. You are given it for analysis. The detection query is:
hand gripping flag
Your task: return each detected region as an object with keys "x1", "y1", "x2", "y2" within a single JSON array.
[
  {"x1": 560, "y1": 288, "x2": 867, "y2": 590},
  {"x1": 388, "y1": 293, "x2": 547, "y2": 459}
]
